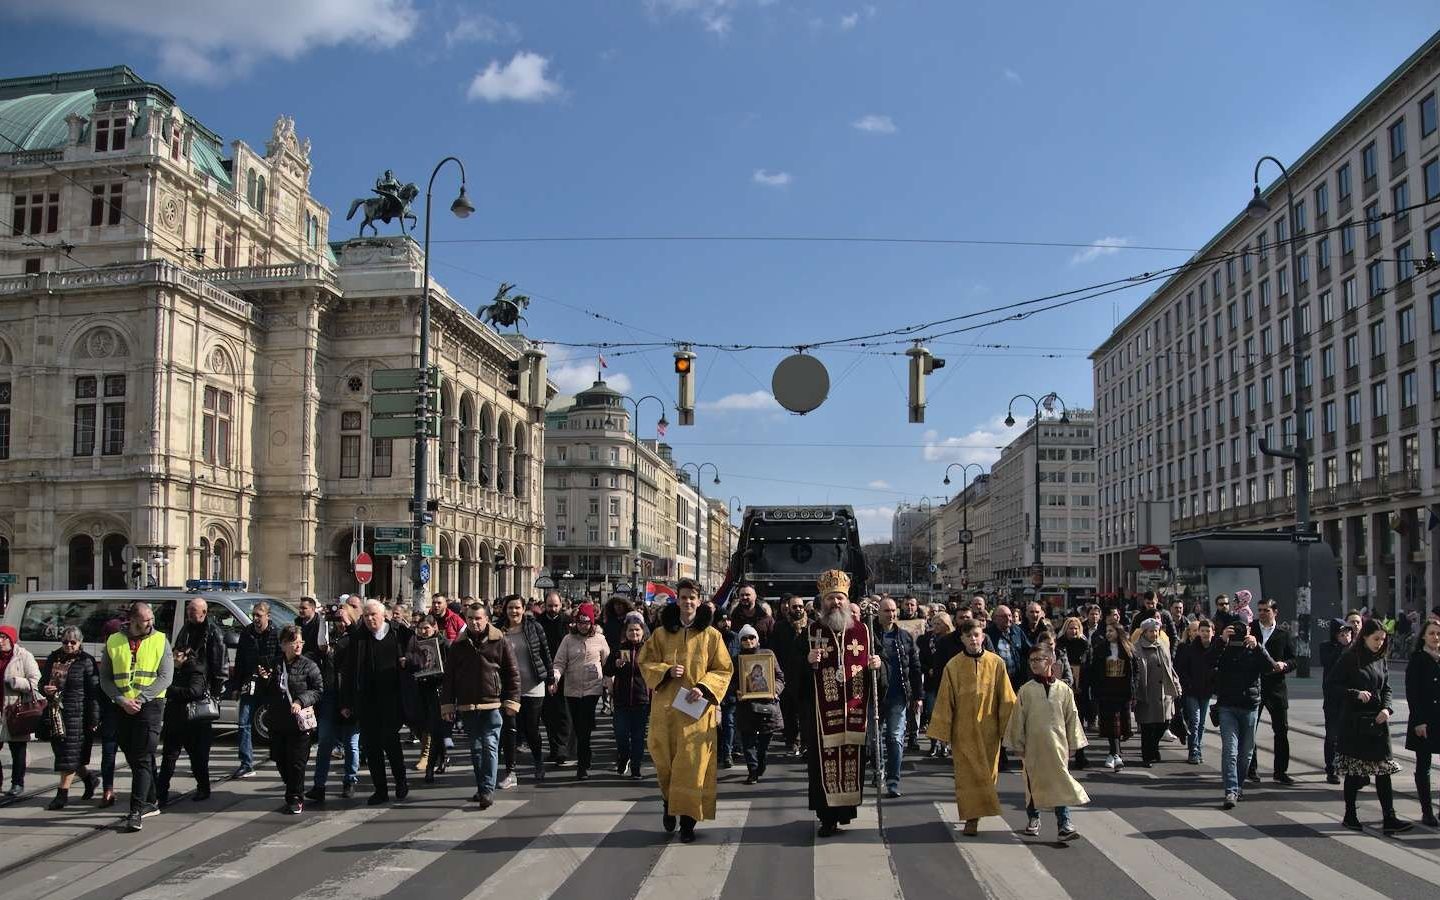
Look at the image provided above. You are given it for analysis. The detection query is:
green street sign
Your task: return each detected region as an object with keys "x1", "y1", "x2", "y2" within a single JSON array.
[
  {"x1": 371, "y1": 393, "x2": 421, "y2": 416},
  {"x1": 374, "y1": 542, "x2": 409, "y2": 556},
  {"x1": 374, "y1": 526, "x2": 412, "y2": 541},
  {"x1": 370, "y1": 416, "x2": 439, "y2": 439},
  {"x1": 372, "y1": 368, "x2": 440, "y2": 391},
  {"x1": 0, "y1": 574, "x2": 16, "y2": 585},
  {"x1": 421, "y1": 543, "x2": 436, "y2": 558}
]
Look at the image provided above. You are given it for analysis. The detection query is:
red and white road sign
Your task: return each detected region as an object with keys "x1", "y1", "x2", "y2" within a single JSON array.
[
  {"x1": 1138, "y1": 545, "x2": 1163, "y2": 571},
  {"x1": 354, "y1": 551, "x2": 374, "y2": 585}
]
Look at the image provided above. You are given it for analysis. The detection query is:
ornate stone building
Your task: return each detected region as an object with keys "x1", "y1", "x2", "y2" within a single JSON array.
[{"x1": 0, "y1": 66, "x2": 547, "y2": 602}]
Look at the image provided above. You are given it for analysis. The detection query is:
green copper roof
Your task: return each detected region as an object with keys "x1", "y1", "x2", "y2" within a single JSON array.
[{"x1": 0, "y1": 89, "x2": 96, "y2": 151}]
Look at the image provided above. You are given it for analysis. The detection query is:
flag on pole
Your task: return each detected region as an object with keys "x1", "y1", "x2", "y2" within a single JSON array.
[
  {"x1": 656, "y1": 417, "x2": 668, "y2": 438},
  {"x1": 598, "y1": 352, "x2": 608, "y2": 369},
  {"x1": 646, "y1": 581, "x2": 677, "y2": 605}
]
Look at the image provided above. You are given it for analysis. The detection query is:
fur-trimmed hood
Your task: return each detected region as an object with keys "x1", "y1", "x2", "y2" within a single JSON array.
[{"x1": 660, "y1": 601, "x2": 714, "y2": 633}]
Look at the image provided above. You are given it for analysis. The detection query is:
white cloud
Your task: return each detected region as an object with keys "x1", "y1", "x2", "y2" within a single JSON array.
[
  {"x1": 550, "y1": 363, "x2": 632, "y2": 396},
  {"x1": 702, "y1": 11, "x2": 732, "y2": 34},
  {"x1": 3, "y1": 0, "x2": 418, "y2": 82},
  {"x1": 919, "y1": 421, "x2": 1007, "y2": 466},
  {"x1": 1070, "y1": 236, "x2": 1131, "y2": 264},
  {"x1": 839, "y1": 12, "x2": 860, "y2": 28},
  {"x1": 753, "y1": 169, "x2": 792, "y2": 187},
  {"x1": 852, "y1": 114, "x2": 896, "y2": 134},
  {"x1": 699, "y1": 390, "x2": 780, "y2": 412},
  {"x1": 467, "y1": 51, "x2": 563, "y2": 103},
  {"x1": 854, "y1": 504, "x2": 897, "y2": 542},
  {"x1": 645, "y1": 0, "x2": 736, "y2": 35},
  {"x1": 445, "y1": 12, "x2": 520, "y2": 47},
  {"x1": 867, "y1": 479, "x2": 891, "y2": 489},
  {"x1": 1003, "y1": 67, "x2": 1023, "y2": 85}
]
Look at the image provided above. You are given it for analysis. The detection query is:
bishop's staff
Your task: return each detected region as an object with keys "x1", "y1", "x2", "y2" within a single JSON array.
[{"x1": 862, "y1": 597, "x2": 885, "y2": 834}]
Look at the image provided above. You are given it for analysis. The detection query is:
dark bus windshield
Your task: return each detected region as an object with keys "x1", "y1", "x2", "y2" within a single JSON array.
[{"x1": 745, "y1": 519, "x2": 850, "y2": 576}]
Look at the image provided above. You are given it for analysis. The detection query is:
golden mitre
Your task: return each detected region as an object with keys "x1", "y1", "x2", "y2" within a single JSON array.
[{"x1": 816, "y1": 569, "x2": 851, "y2": 597}]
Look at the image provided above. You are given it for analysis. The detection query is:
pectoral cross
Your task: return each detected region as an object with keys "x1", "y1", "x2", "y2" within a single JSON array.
[{"x1": 847, "y1": 639, "x2": 864, "y2": 657}]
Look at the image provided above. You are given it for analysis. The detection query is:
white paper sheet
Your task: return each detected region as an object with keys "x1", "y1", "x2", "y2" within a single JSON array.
[{"x1": 671, "y1": 687, "x2": 709, "y2": 720}]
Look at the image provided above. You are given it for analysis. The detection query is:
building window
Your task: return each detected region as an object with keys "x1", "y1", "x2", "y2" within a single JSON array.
[
  {"x1": 588, "y1": 497, "x2": 600, "y2": 517},
  {"x1": 1362, "y1": 141, "x2": 1378, "y2": 181},
  {"x1": 1426, "y1": 158, "x2": 1440, "y2": 202},
  {"x1": 1401, "y1": 369, "x2": 1418, "y2": 409},
  {"x1": 1338, "y1": 162, "x2": 1352, "y2": 200},
  {"x1": 1344, "y1": 333, "x2": 1359, "y2": 369},
  {"x1": 555, "y1": 526, "x2": 567, "y2": 543},
  {"x1": 1375, "y1": 442, "x2": 1390, "y2": 478},
  {"x1": 1423, "y1": 93, "x2": 1438, "y2": 138},
  {"x1": 1390, "y1": 119, "x2": 1407, "y2": 160},
  {"x1": 0, "y1": 380, "x2": 9, "y2": 460},
  {"x1": 1342, "y1": 276, "x2": 1357, "y2": 311},
  {"x1": 1346, "y1": 390, "x2": 1361, "y2": 426},
  {"x1": 1321, "y1": 345, "x2": 1335, "y2": 379},
  {"x1": 1372, "y1": 381, "x2": 1389, "y2": 417},
  {"x1": 1367, "y1": 260, "x2": 1385, "y2": 300},
  {"x1": 93, "y1": 112, "x2": 127, "y2": 152},
  {"x1": 1322, "y1": 400, "x2": 1336, "y2": 434},
  {"x1": 89, "y1": 184, "x2": 124, "y2": 227},
  {"x1": 609, "y1": 496, "x2": 620, "y2": 516},
  {"x1": 1365, "y1": 201, "x2": 1382, "y2": 239},
  {"x1": 11, "y1": 191, "x2": 60, "y2": 235},
  {"x1": 1324, "y1": 456, "x2": 1338, "y2": 489},
  {"x1": 1315, "y1": 182, "x2": 1329, "y2": 218},
  {"x1": 1370, "y1": 319, "x2": 1386, "y2": 357},
  {"x1": 201, "y1": 386, "x2": 233, "y2": 466},
  {"x1": 101, "y1": 375, "x2": 125, "y2": 456},
  {"x1": 340, "y1": 410, "x2": 361, "y2": 478},
  {"x1": 1429, "y1": 223, "x2": 1440, "y2": 260},
  {"x1": 1399, "y1": 305, "x2": 1416, "y2": 345},
  {"x1": 1317, "y1": 237, "x2": 1330, "y2": 271},
  {"x1": 373, "y1": 438, "x2": 393, "y2": 477},
  {"x1": 1393, "y1": 180, "x2": 1410, "y2": 227},
  {"x1": 1398, "y1": 244, "x2": 1415, "y2": 284},
  {"x1": 73, "y1": 377, "x2": 97, "y2": 456},
  {"x1": 555, "y1": 445, "x2": 567, "y2": 462},
  {"x1": 1432, "y1": 290, "x2": 1440, "y2": 333},
  {"x1": 1403, "y1": 434, "x2": 1420, "y2": 474},
  {"x1": 1341, "y1": 220, "x2": 1356, "y2": 256}
]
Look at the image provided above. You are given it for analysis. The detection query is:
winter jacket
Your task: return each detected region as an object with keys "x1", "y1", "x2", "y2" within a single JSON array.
[
  {"x1": 876, "y1": 623, "x2": 923, "y2": 706},
  {"x1": 0, "y1": 644, "x2": 41, "y2": 743},
  {"x1": 434, "y1": 607, "x2": 466, "y2": 643},
  {"x1": 984, "y1": 623, "x2": 1031, "y2": 689},
  {"x1": 1131, "y1": 636, "x2": 1180, "y2": 724},
  {"x1": 1207, "y1": 634, "x2": 1276, "y2": 711},
  {"x1": 40, "y1": 650, "x2": 100, "y2": 770},
  {"x1": 341, "y1": 622, "x2": 411, "y2": 733},
  {"x1": 161, "y1": 645, "x2": 213, "y2": 734},
  {"x1": 552, "y1": 631, "x2": 611, "y2": 698},
  {"x1": 1173, "y1": 637, "x2": 1216, "y2": 698},
  {"x1": 264, "y1": 654, "x2": 323, "y2": 736},
  {"x1": 174, "y1": 619, "x2": 227, "y2": 697},
  {"x1": 728, "y1": 603, "x2": 776, "y2": 648},
  {"x1": 538, "y1": 612, "x2": 572, "y2": 660},
  {"x1": 232, "y1": 622, "x2": 281, "y2": 693},
  {"x1": 1250, "y1": 621, "x2": 1295, "y2": 703},
  {"x1": 734, "y1": 648, "x2": 784, "y2": 735},
  {"x1": 1405, "y1": 648, "x2": 1440, "y2": 754},
  {"x1": 506, "y1": 615, "x2": 555, "y2": 689},
  {"x1": 603, "y1": 641, "x2": 652, "y2": 708},
  {"x1": 1336, "y1": 644, "x2": 1394, "y2": 762},
  {"x1": 441, "y1": 625, "x2": 521, "y2": 716}
]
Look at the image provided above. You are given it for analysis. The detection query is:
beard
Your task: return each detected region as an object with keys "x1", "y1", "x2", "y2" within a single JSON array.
[{"x1": 821, "y1": 607, "x2": 849, "y2": 633}]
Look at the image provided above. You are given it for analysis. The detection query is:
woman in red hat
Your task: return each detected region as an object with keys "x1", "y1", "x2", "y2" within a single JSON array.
[{"x1": 550, "y1": 603, "x2": 610, "y2": 781}]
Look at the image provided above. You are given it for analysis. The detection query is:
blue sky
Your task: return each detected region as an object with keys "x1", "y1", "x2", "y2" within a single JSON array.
[{"x1": 5, "y1": 1, "x2": 1440, "y2": 539}]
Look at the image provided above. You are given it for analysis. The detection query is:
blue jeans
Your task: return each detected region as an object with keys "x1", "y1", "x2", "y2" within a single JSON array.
[
  {"x1": 1183, "y1": 695, "x2": 1211, "y2": 761},
  {"x1": 742, "y1": 730, "x2": 773, "y2": 774},
  {"x1": 881, "y1": 700, "x2": 906, "y2": 791},
  {"x1": 236, "y1": 694, "x2": 262, "y2": 768},
  {"x1": 1026, "y1": 801, "x2": 1072, "y2": 830},
  {"x1": 1216, "y1": 705, "x2": 1258, "y2": 796},
  {"x1": 612, "y1": 705, "x2": 649, "y2": 771},
  {"x1": 312, "y1": 694, "x2": 359, "y2": 788},
  {"x1": 462, "y1": 709, "x2": 503, "y2": 796},
  {"x1": 719, "y1": 702, "x2": 736, "y2": 762}
]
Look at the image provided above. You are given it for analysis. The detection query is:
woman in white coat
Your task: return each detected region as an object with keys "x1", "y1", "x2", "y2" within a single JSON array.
[
  {"x1": 1006, "y1": 645, "x2": 1089, "y2": 841},
  {"x1": 1, "y1": 625, "x2": 42, "y2": 800}
]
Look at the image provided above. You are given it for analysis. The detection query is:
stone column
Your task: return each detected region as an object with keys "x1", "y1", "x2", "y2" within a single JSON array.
[
  {"x1": 1338, "y1": 514, "x2": 1359, "y2": 611},
  {"x1": 1365, "y1": 511, "x2": 1389, "y2": 615}
]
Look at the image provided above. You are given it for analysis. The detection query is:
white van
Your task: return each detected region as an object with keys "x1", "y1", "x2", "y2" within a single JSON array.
[{"x1": 1, "y1": 583, "x2": 297, "y2": 740}]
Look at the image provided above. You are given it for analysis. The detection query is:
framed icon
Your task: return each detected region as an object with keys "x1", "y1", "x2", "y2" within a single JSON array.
[
  {"x1": 411, "y1": 636, "x2": 445, "y2": 679},
  {"x1": 737, "y1": 653, "x2": 777, "y2": 701}
]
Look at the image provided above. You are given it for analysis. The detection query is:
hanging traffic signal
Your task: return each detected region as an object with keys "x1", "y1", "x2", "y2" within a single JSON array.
[
  {"x1": 505, "y1": 358, "x2": 529, "y2": 402},
  {"x1": 906, "y1": 343, "x2": 945, "y2": 423},
  {"x1": 674, "y1": 347, "x2": 696, "y2": 426},
  {"x1": 129, "y1": 558, "x2": 144, "y2": 586}
]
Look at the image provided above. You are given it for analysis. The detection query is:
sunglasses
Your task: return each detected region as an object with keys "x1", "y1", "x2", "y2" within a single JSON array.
[{"x1": 62, "y1": 639, "x2": 81, "y2": 647}]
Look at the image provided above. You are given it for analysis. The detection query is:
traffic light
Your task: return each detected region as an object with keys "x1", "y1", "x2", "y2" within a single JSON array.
[
  {"x1": 505, "y1": 358, "x2": 529, "y2": 402},
  {"x1": 524, "y1": 348, "x2": 548, "y2": 408},
  {"x1": 674, "y1": 347, "x2": 695, "y2": 426},
  {"x1": 129, "y1": 559, "x2": 143, "y2": 586},
  {"x1": 905, "y1": 343, "x2": 945, "y2": 423}
]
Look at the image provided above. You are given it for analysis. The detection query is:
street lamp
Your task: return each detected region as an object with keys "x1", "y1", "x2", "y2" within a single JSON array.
[
  {"x1": 622, "y1": 395, "x2": 668, "y2": 588},
  {"x1": 680, "y1": 461, "x2": 720, "y2": 590},
  {"x1": 914, "y1": 496, "x2": 937, "y2": 594},
  {"x1": 1247, "y1": 155, "x2": 1313, "y2": 676},
  {"x1": 943, "y1": 462, "x2": 987, "y2": 583},
  {"x1": 1006, "y1": 392, "x2": 1068, "y2": 591},
  {"x1": 413, "y1": 156, "x2": 473, "y2": 596}
]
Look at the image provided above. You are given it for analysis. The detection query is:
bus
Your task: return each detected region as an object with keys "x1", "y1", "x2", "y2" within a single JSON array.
[{"x1": 728, "y1": 506, "x2": 869, "y2": 601}]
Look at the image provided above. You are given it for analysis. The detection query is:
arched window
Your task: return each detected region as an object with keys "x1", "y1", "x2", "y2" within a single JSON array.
[
  {"x1": 256, "y1": 175, "x2": 266, "y2": 213},
  {"x1": 68, "y1": 535, "x2": 95, "y2": 590},
  {"x1": 211, "y1": 538, "x2": 228, "y2": 581},
  {"x1": 101, "y1": 533, "x2": 128, "y2": 588},
  {"x1": 245, "y1": 170, "x2": 257, "y2": 207},
  {"x1": 198, "y1": 537, "x2": 210, "y2": 579}
]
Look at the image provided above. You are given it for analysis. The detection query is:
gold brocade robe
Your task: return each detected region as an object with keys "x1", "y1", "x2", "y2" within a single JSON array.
[
  {"x1": 639, "y1": 620, "x2": 734, "y2": 821},
  {"x1": 926, "y1": 649, "x2": 1016, "y2": 821},
  {"x1": 1004, "y1": 679, "x2": 1090, "y2": 810}
]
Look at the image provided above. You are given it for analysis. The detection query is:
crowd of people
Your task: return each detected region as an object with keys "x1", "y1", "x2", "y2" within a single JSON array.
[{"x1": 1, "y1": 580, "x2": 1438, "y2": 845}]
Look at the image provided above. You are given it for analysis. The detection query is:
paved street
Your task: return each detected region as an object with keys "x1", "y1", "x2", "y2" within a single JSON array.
[{"x1": 2, "y1": 675, "x2": 1437, "y2": 900}]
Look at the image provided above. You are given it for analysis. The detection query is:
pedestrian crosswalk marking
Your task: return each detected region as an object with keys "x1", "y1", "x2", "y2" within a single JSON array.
[
  {"x1": 934, "y1": 802, "x2": 1068, "y2": 900},
  {"x1": 1182, "y1": 809, "x2": 1390, "y2": 900},
  {"x1": 1277, "y1": 810, "x2": 1440, "y2": 878},
  {"x1": 1072, "y1": 809, "x2": 1235, "y2": 900},
  {"x1": 460, "y1": 799, "x2": 635, "y2": 900},
  {"x1": 813, "y1": 803, "x2": 903, "y2": 900},
  {"x1": 633, "y1": 800, "x2": 749, "y2": 900},
  {"x1": 296, "y1": 801, "x2": 525, "y2": 900},
  {"x1": 124, "y1": 805, "x2": 392, "y2": 900}
]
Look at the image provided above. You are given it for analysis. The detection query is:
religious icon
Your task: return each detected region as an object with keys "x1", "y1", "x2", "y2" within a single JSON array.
[
  {"x1": 410, "y1": 636, "x2": 445, "y2": 679},
  {"x1": 739, "y1": 654, "x2": 777, "y2": 701}
]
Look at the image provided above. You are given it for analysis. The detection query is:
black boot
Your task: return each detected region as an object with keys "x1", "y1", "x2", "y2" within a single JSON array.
[
  {"x1": 1342, "y1": 776, "x2": 1363, "y2": 830},
  {"x1": 47, "y1": 789, "x2": 69, "y2": 811},
  {"x1": 80, "y1": 770, "x2": 98, "y2": 801},
  {"x1": 1418, "y1": 770, "x2": 1437, "y2": 827},
  {"x1": 1377, "y1": 775, "x2": 1413, "y2": 834},
  {"x1": 679, "y1": 815, "x2": 697, "y2": 843}
]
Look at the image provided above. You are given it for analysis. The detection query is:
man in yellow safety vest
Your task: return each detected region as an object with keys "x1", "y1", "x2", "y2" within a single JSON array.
[{"x1": 99, "y1": 601, "x2": 173, "y2": 833}]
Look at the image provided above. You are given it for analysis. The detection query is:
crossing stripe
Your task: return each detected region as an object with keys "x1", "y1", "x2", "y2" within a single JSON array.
[
  {"x1": 1277, "y1": 810, "x2": 1440, "y2": 879},
  {"x1": 125, "y1": 805, "x2": 392, "y2": 900},
  {"x1": 1183, "y1": 809, "x2": 1390, "y2": 900},
  {"x1": 814, "y1": 803, "x2": 903, "y2": 900},
  {"x1": 934, "y1": 802, "x2": 1067, "y2": 900},
  {"x1": 460, "y1": 799, "x2": 635, "y2": 900},
  {"x1": 633, "y1": 800, "x2": 749, "y2": 900},
  {"x1": 1072, "y1": 809, "x2": 1235, "y2": 900},
  {"x1": 296, "y1": 801, "x2": 525, "y2": 900}
]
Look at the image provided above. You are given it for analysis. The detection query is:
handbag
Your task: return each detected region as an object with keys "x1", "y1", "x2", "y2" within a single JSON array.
[
  {"x1": 4, "y1": 693, "x2": 47, "y2": 738},
  {"x1": 294, "y1": 706, "x2": 317, "y2": 731},
  {"x1": 41, "y1": 699, "x2": 65, "y2": 740},
  {"x1": 186, "y1": 694, "x2": 221, "y2": 723}
]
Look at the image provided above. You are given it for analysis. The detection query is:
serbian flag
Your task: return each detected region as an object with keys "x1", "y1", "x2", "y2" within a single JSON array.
[
  {"x1": 646, "y1": 581, "x2": 677, "y2": 605},
  {"x1": 656, "y1": 417, "x2": 668, "y2": 438},
  {"x1": 598, "y1": 352, "x2": 608, "y2": 369}
]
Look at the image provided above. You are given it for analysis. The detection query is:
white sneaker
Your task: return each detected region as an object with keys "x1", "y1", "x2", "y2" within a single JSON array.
[
  {"x1": 1023, "y1": 818, "x2": 1041, "y2": 836},
  {"x1": 498, "y1": 772, "x2": 518, "y2": 790},
  {"x1": 1104, "y1": 755, "x2": 1118, "y2": 770},
  {"x1": 1113, "y1": 756, "x2": 1125, "y2": 770}
]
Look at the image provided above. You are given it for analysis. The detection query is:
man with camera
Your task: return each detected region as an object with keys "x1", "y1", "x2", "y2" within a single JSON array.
[{"x1": 229, "y1": 600, "x2": 280, "y2": 779}]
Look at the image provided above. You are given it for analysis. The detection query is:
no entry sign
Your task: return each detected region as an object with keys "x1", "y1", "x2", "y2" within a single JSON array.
[
  {"x1": 354, "y1": 551, "x2": 374, "y2": 585},
  {"x1": 1138, "y1": 545, "x2": 1163, "y2": 571}
]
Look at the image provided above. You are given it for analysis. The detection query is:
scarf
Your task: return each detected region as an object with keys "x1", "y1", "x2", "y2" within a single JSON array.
[
  {"x1": 962, "y1": 647, "x2": 984, "y2": 659},
  {"x1": 1034, "y1": 672, "x2": 1056, "y2": 686}
]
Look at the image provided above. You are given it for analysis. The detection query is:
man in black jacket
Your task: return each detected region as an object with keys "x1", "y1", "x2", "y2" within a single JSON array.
[
  {"x1": 295, "y1": 597, "x2": 329, "y2": 665},
  {"x1": 875, "y1": 598, "x2": 923, "y2": 798},
  {"x1": 308, "y1": 603, "x2": 360, "y2": 802},
  {"x1": 770, "y1": 594, "x2": 811, "y2": 756},
  {"x1": 1208, "y1": 622, "x2": 1280, "y2": 809},
  {"x1": 1246, "y1": 597, "x2": 1296, "y2": 785},
  {"x1": 342, "y1": 599, "x2": 411, "y2": 805},
  {"x1": 538, "y1": 592, "x2": 573, "y2": 764},
  {"x1": 229, "y1": 601, "x2": 280, "y2": 779}
]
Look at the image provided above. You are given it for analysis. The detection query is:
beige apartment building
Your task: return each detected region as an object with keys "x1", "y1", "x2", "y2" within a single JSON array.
[
  {"x1": 0, "y1": 66, "x2": 546, "y2": 602},
  {"x1": 1093, "y1": 33, "x2": 1440, "y2": 614},
  {"x1": 938, "y1": 473, "x2": 992, "y2": 595}
]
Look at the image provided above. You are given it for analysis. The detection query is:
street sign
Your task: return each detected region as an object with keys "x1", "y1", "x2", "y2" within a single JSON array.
[
  {"x1": 374, "y1": 526, "x2": 412, "y2": 541},
  {"x1": 372, "y1": 368, "x2": 440, "y2": 391},
  {"x1": 1292, "y1": 531, "x2": 1322, "y2": 544},
  {"x1": 1138, "y1": 544, "x2": 1163, "y2": 571},
  {"x1": 374, "y1": 542, "x2": 409, "y2": 556},
  {"x1": 0, "y1": 574, "x2": 16, "y2": 586},
  {"x1": 1030, "y1": 572, "x2": 1044, "y2": 587},
  {"x1": 370, "y1": 416, "x2": 439, "y2": 439},
  {"x1": 418, "y1": 560, "x2": 431, "y2": 584},
  {"x1": 957, "y1": 529, "x2": 973, "y2": 544},
  {"x1": 1008, "y1": 578, "x2": 1023, "y2": 591},
  {"x1": 421, "y1": 543, "x2": 436, "y2": 558},
  {"x1": 371, "y1": 393, "x2": 421, "y2": 416},
  {"x1": 353, "y1": 551, "x2": 374, "y2": 585}
]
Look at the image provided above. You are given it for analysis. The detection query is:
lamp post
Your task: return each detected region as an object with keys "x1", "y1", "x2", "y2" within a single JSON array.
[
  {"x1": 412, "y1": 157, "x2": 475, "y2": 596},
  {"x1": 680, "y1": 462, "x2": 721, "y2": 590},
  {"x1": 944, "y1": 462, "x2": 988, "y2": 582},
  {"x1": 622, "y1": 395, "x2": 668, "y2": 591},
  {"x1": 727, "y1": 495, "x2": 743, "y2": 565},
  {"x1": 1006, "y1": 393, "x2": 1068, "y2": 591},
  {"x1": 1246, "y1": 156, "x2": 1313, "y2": 677},
  {"x1": 915, "y1": 496, "x2": 936, "y2": 596}
]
